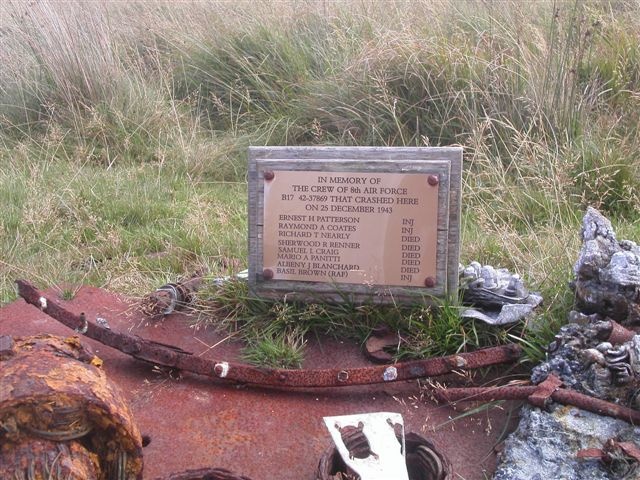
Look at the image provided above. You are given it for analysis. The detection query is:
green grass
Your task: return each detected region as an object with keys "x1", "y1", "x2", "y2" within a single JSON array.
[
  {"x1": 0, "y1": 153, "x2": 247, "y2": 302},
  {"x1": 242, "y1": 332, "x2": 307, "y2": 370},
  {"x1": 194, "y1": 280, "x2": 530, "y2": 367},
  {"x1": 1, "y1": 0, "x2": 639, "y2": 368}
]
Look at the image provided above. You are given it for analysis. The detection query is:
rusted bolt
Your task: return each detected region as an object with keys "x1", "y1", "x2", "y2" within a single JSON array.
[
  {"x1": 337, "y1": 370, "x2": 349, "y2": 382},
  {"x1": 213, "y1": 362, "x2": 229, "y2": 378},
  {"x1": 263, "y1": 268, "x2": 274, "y2": 280},
  {"x1": 0, "y1": 336, "x2": 15, "y2": 359},
  {"x1": 383, "y1": 366, "x2": 398, "y2": 382},
  {"x1": 263, "y1": 170, "x2": 275, "y2": 181},
  {"x1": 427, "y1": 175, "x2": 439, "y2": 186},
  {"x1": 424, "y1": 277, "x2": 436, "y2": 288},
  {"x1": 448, "y1": 356, "x2": 467, "y2": 368}
]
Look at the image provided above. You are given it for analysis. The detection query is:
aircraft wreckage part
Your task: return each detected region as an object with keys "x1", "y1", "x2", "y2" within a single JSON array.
[
  {"x1": 0, "y1": 334, "x2": 143, "y2": 480},
  {"x1": 316, "y1": 432, "x2": 453, "y2": 480},
  {"x1": 140, "y1": 274, "x2": 205, "y2": 317},
  {"x1": 577, "y1": 439, "x2": 640, "y2": 463},
  {"x1": 432, "y1": 374, "x2": 640, "y2": 426},
  {"x1": 16, "y1": 280, "x2": 522, "y2": 389},
  {"x1": 606, "y1": 319, "x2": 637, "y2": 345},
  {"x1": 154, "y1": 467, "x2": 254, "y2": 480},
  {"x1": 0, "y1": 438, "x2": 100, "y2": 480}
]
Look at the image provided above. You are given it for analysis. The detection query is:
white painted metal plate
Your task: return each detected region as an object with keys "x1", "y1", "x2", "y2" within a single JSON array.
[{"x1": 323, "y1": 412, "x2": 409, "y2": 480}]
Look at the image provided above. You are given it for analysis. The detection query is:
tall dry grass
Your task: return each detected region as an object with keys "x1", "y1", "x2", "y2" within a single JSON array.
[{"x1": 0, "y1": 0, "x2": 639, "y2": 356}]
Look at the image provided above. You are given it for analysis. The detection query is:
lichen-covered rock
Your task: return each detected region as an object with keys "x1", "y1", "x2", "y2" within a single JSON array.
[
  {"x1": 495, "y1": 319, "x2": 640, "y2": 480},
  {"x1": 573, "y1": 207, "x2": 640, "y2": 325},
  {"x1": 492, "y1": 208, "x2": 640, "y2": 480},
  {"x1": 493, "y1": 406, "x2": 640, "y2": 480},
  {"x1": 532, "y1": 318, "x2": 640, "y2": 407}
]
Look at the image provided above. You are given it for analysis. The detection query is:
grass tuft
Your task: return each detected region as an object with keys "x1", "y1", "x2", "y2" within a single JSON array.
[
  {"x1": 195, "y1": 280, "x2": 523, "y2": 367},
  {"x1": 242, "y1": 331, "x2": 307, "y2": 370}
]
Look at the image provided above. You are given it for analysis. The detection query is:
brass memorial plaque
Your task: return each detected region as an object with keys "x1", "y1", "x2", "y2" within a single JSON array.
[
  {"x1": 248, "y1": 147, "x2": 462, "y2": 304},
  {"x1": 263, "y1": 171, "x2": 438, "y2": 287}
]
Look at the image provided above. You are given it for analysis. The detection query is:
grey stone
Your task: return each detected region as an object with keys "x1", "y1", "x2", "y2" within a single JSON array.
[
  {"x1": 573, "y1": 208, "x2": 640, "y2": 325},
  {"x1": 531, "y1": 320, "x2": 640, "y2": 405},
  {"x1": 493, "y1": 406, "x2": 640, "y2": 480},
  {"x1": 492, "y1": 208, "x2": 640, "y2": 480}
]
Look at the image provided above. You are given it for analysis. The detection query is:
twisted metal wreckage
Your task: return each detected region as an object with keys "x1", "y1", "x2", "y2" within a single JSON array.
[
  {"x1": 7, "y1": 279, "x2": 522, "y2": 480},
  {"x1": 7, "y1": 278, "x2": 640, "y2": 479},
  {"x1": 0, "y1": 332, "x2": 256, "y2": 480}
]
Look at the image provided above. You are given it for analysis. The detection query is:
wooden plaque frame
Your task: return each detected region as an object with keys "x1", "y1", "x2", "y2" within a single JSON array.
[{"x1": 248, "y1": 146, "x2": 462, "y2": 304}]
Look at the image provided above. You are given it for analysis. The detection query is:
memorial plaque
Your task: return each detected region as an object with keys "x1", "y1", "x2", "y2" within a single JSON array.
[
  {"x1": 263, "y1": 171, "x2": 438, "y2": 286},
  {"x1": 248, "y1": 147, "x2": 462, "y2": 304}
]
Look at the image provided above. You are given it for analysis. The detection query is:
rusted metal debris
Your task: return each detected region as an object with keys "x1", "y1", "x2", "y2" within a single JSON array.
[
  {"x1": 604, "y1": 319, "x2": 637, "y2": 345},
  {"x1": 17, "y1": 279, "x2": 521, "y2": 389},
  {"x1": 0, "y1": 334, "x2": 143, "y2": 480},
  {"x1": 317, "y1": 431, "x2": 452, "y2": 480},
  {"x1": 432, "y1": 374, "x2": 640, "y2": 425},
  {"x1": 364, "y1": 330, "x2": 401, "y2": 363},
  {"x1": 577, "y1": 438, "x2": 640, "y2": 463},
  {"x1": 0, "y1": 438, "x2": 101, "y2": 480},
  {"x1": 154, "y1": 468, "x2": 255, "y2": 480},
  {"x1": 140, "y1": 273, "x2": 205, "y2": 317},
  {"x1": 527, "y1": 373, "x2": 563, "y2": 409}
]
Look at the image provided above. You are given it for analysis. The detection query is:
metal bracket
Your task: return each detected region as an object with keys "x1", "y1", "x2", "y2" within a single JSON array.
[{"x1": 323, "y1": 412, "x2": 409, "y2": 480}]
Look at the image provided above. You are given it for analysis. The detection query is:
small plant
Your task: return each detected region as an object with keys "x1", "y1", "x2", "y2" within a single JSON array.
[
  {"x1": 242, "y1": 330, "x2": 306, "y2": 369},
  {"x1": 60, "y1": 288, "x2": 77, "y2": 301},
  {"x1": 396, "y1": 296, "x2": 523, "y2": 361}
]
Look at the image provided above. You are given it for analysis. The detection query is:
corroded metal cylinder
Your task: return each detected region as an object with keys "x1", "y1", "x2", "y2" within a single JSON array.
[
  {"x1": 155, "y1": 467, "x2": 255, "y2": 480},
  {"x1": 0, "y1": 334, "x2": 143, "y2": 479},
  {"x1": 316, "y1": 432, "x2": 453, "y2": 480},
  {"x1": 0, "y1": 438, "x2": 100, "y2": 479}
]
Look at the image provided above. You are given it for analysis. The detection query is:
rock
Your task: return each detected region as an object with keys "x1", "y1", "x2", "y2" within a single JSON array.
[
  {"x1": 492, "y1": 208, "x2": 640, "y2": 479},
  {"x1": 495, "y1": 323, "x2": 640, "y2": 479},
  {"x1": 531, "y1": 320, "x2": 640, "y2": 407},
  {"x1": 573, "y1": 207, "x2": 640, "y2": 325},
  {"x1": 496, "y1": 319, "x2": 640, "y2": 478},
  {"x1": 493, "y1": 406, "x2": 640, "y2": 480}
]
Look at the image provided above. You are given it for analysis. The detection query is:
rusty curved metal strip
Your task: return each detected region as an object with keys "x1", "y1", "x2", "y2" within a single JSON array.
[{"x1": 16, "y1": 280, "x2": 521, "y2": 389}]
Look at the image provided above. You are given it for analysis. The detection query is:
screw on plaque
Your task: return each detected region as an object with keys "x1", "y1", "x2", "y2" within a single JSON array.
[
  {"x1": 262, "y1": 268, "x2": 274, "y2": 280},
  {"x1": 427, "y1": 175, "x2": 439, "y2": 186},
  {"x1": 424, "y1": 277, "x2": 436, "y2": 288},
  {"x1": 263, "y1": 170, "x2": 275, "y2": 181}
]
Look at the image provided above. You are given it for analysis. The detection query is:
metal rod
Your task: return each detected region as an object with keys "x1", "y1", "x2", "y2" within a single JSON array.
[
  {"x1": 16, "y1": 279, "x2": 522, "y2": 389},
  {"x1": 432, "y1": 377, "x2": 640, "y2": 425}
]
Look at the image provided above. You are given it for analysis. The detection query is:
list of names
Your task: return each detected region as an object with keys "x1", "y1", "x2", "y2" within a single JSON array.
[{"x1": 262, "y1": 171, "x2": 439, "y2": 287}]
